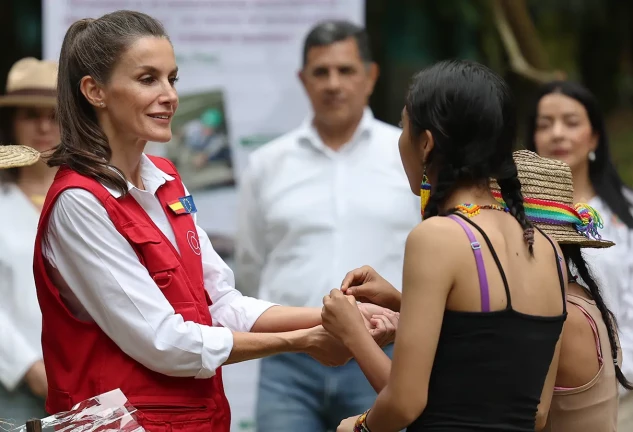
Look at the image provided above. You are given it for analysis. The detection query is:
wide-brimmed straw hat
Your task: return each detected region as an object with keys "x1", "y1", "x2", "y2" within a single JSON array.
[
  {"x1": 0, "y1": 58, "x2": 57, "y2": 108},
  {"x1": 0, "y1": 145, "x2": 40, "y2": 169},
  {"x1": 491, "y1": 150, "x2": 614, "y2": 249}
]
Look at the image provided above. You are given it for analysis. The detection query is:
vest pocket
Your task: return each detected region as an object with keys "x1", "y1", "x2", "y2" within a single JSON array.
[
  {"x1": 120, "y1": 222, "x2": 201, "y2": 312},
  {"x1": 46, "y1": 386, "x2": 73, "y2": 414},
  {"x1": 134, "y1": 398, "x2": 218, "y2": 431},
  {"x1": 120, "y1": 222, "x2": 181, "y2": 283},
  {"x1": 120, "y1": 222, "x2": 162, "y2": 245},
  {"x1": 132, "y1": 396, "x2": 217, "y2": 411},
  {"x1": 135, "y1": 403, "x2": 207, "y2": 413}
]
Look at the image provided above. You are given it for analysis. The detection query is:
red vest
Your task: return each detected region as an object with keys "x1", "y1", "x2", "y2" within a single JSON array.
[{"x1": 33, "y1": 156, "x2": 231, "y2": 431}]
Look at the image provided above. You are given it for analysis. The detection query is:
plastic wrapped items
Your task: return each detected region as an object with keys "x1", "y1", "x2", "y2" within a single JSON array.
[{"x1": 11, "y1": 389, "x2": 144, "y2": 432}]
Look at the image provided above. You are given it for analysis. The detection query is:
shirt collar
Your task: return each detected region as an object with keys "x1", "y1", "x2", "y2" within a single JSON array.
[
  {"x1": 103, "y1": 153, "x2": 175, "y2": 198},
  {"x1": 297, "y1": 106, "x2": 374, "y2": 150}
]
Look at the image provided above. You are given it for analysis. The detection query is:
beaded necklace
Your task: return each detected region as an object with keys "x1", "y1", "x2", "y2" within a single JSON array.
[{"x1": 454, "y1": 203, "x2": 509, "y2": 218}]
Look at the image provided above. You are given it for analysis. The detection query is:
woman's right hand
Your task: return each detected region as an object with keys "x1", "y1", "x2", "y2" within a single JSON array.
[
  {"x1": 340, "y1": 266, "x2": 401, "y2": 312},
  {"x1": 321, "y1": 290, "x2": 370, "y2": 346}
]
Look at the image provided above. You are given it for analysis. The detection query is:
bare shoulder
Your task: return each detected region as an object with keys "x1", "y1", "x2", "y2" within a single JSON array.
[
  {"x1": 535, "y1": 230, "x2": 568, "y2": 284},
  {"x1": 563, "y1": 300, "x2": 591, "y2": 332},
  {"x1": 406, "y1": 216, "x2": 464, "y2": 255},
  {"x1": 563, "y1": 291, "x2": 596, "y2": 333},
  {"x1": 537, "y1": 230, "x2": 564, "y2": 257},
  {"x1": 403, "y1": 216, "x2": 461, "y2": 297},
  {"x1": 558, "y1": 295, "x2": 601, "y2": 384}
]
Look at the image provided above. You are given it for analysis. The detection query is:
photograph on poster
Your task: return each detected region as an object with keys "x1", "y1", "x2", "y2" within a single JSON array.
[{"x1": 164, "y1": 90, "x2": 235, "y2": 192}]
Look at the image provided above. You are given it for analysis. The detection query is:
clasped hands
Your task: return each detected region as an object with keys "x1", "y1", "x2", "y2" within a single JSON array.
[{"x1": 304, "y1": 266, "x2": 400, "y2": 367}]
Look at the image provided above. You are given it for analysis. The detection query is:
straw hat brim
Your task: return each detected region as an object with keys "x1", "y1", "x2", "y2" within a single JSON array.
[
  {"x1": 0, "y1": 94, "x2": 57, "y2": 108},
  {"x1": 534, "y1": 222, "x2": 615, "y2": 249},
  {"x1": 0, "y1": 145, "x2": 41, "y2": 168}
]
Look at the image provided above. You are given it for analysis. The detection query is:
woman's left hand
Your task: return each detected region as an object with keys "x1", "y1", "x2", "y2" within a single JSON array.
[
  {"x1": 367, "y1": 308, "x2": 399, "y2": 347},
  {"x1": 322, "y1": 289, "x2": 368, "y2": 345},
  {"x1": 337, "y1": 415, "x2": 360, "y2": 432}
]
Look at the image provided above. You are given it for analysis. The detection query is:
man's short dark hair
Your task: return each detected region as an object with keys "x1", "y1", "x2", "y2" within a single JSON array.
[{"x1": 302, "y1": 20, "x2": 372, "y2": 67}]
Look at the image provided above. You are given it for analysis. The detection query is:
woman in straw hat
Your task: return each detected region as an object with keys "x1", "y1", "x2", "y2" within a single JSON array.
[
  {"x1": 30, "y1": 10, "x2": 394, "y2": 431},
  {"x1": 0, "y1": 57, "x2": 58, "y2": 426},
  {"x1": 323, "y1": 60, "x2": 567, "y2": 432},
  {"x1": 491, "y1": 150, "x2": 630, "y2": 431}
]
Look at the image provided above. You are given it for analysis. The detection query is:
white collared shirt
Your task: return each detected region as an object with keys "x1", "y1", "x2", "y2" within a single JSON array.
[
  {"x1": 42, "y1": 155, "x2": 276, "y2": 379},
  {"x1": 0, "y1": 184, "x2": 43, "y2": 390},
  {"x1": 235, "y1": 108, "x2": 420, "y2": 307},
  {"x1": 584, "y1": 196, "x2": 633, "y2": 386}
]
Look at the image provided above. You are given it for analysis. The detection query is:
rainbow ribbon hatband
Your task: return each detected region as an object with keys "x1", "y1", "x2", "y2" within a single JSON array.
[{"x1": 491, "y1": 191, "x2": 604, "y2": 240}]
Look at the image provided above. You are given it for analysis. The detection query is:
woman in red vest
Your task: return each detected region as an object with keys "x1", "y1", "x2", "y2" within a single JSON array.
[{"x1": 32, "y1": 10, "x2": 392, "y2": 432}]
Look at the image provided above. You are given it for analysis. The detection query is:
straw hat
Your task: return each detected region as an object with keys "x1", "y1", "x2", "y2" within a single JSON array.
[
  {"x1": 0, "y1": 145, "x2": 40, "y2": 169},
  {"x1": 0, "y1": 58, "x2": 57, "y2": 107},
  {"x1": 491, "y1": 150, "x2": 614, "y2": 248}
]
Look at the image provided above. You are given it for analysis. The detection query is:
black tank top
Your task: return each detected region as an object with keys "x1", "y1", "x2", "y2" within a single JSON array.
[{"x1": 407, "y1": 213, "x2": 567, "y2": 432}]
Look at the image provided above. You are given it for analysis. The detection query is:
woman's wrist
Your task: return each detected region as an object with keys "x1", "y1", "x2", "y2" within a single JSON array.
[
  {"x1": 282, "y1": 328, "x2": 312, "y2": 353},
  {"x1": 308, "y1": 306, "x2": 323, "y2": 326},
  {"x1": 354, "y1": 409, "x2": 372, "y2": 432},
  {"x1": 342, "y1": 322, "x2": 375, "y2": 355},
  {"x1": 386, "y1": 291, "x2": 402, "y2": 312}
]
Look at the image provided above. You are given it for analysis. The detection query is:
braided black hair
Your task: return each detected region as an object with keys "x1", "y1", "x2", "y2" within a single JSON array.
[
  {"x1": 423, "y1": 164, "x2": 458, "y2": 219},
  {"x1": 561, "y1": 244, "x2": 633, "y2": 390},
  {"x1": 497, "y1": 169, "x2": 535, "y2": 255},
  {"x1": 408, "y1": 60, "x2": 533, "y2": 252}
]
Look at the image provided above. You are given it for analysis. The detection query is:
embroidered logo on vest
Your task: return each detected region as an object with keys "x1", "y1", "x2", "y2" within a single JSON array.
[{"x1": 187, "y1": 230, "x2": 201, "y2": 255}]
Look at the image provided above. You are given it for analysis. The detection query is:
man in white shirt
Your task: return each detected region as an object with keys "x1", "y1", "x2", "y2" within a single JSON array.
[{"x1": 236, "y1": 20, "x2": 420, "y2": 431}]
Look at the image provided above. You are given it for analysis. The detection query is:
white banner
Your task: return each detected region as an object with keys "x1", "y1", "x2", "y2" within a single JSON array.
[
  {"x1": 43, "y1": 0, "x2": 364, "y2": 235},
  {"x1": 43, "y1": 1, "x2": 364, "y2": 430}
]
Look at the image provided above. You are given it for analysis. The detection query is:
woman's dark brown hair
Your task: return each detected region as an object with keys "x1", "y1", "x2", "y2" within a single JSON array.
[{"x1": 48, "y1": 10, "x2": 168, "y2": 196}]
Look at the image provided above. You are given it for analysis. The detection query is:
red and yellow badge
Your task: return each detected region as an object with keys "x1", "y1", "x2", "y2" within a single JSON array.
[{"x1": 167, "y1": 195, "x2": 197, "y2": 215}]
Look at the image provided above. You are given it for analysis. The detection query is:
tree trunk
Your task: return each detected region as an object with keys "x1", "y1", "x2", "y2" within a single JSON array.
[{"x1": 498, "y1": 0, "x2": 549, "y2": 70}]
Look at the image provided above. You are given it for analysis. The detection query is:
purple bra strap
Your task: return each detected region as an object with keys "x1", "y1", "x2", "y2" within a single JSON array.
[{"x1": 447, "y1": 214, "x2": 490, "y2": 312}]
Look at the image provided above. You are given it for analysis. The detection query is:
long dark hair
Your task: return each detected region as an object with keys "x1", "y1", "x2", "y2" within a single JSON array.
[
  {"x1": 525, "y1": 81, "x2": 633, "y2": 228},
  {"x1": 48, "y1": 10, "x2": 168, "y2": 196},
  {"x1": 406, "y1": 60, "x2": 534, "y2": 252},
  {"x1": 560, "y1": 243, "x2": 633, "y2": 389}
]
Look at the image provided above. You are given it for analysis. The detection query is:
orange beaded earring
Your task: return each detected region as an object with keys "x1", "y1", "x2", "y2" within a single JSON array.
[{"x1": 420, "y1": 167, "x2": 431, "y2": 219}]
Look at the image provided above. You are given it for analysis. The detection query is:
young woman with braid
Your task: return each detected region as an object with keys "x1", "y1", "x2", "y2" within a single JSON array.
[
  {"x1": 333, "y1": 150, "x2": 630, "y2": 431},
  {"x1": 321, "y1": 60, "x2": 568, "y2": 432}
]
